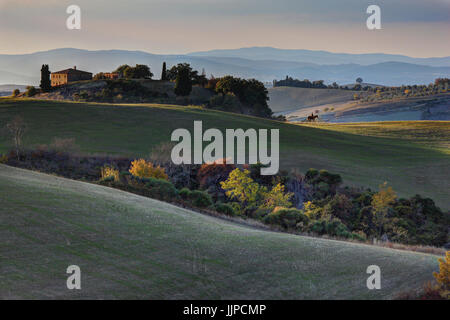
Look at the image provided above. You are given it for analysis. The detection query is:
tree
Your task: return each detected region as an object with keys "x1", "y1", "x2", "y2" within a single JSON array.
[
  {"x1": 40, "y1": 64, "x2": 51, "y2": 92},
  {"x1": 215, "y1": 76, "x2": 271, "y2": 117},
  {"x1": 161, "y1": 62, "x2": 167, "y2": 81},
  {"x1": 174, "y1": 65, "x2": 192, "y2": 96},
  {"x1": 433, "y1": 251, "x2": 450, "y2": 299},
  {"x1": 25, "y1": 86, "x2": 37, "y2": 97},
  {"x1": 114, "y1": 64, "x2": 130, "y2": 75},
  {"x1": 123, "y1": 64, "x2": 153, "y2": 79},
  {"x1": 371, "y1": 182, "x2": 397, "y2": 237},
  {"x1": 260, "y1": 183, "x2": 293, "y2": 212},
  {"x1": 129, "y1": 159, "x2": 168, "y2": 180},
  {"x1": 6, "y1": 116, "x2": 26, "y2": 159},
  {"x1": 220, "y1": 168, "x2": 261, "y2": 206},
  {"x1": 93, "y1": 72, "x2": 106, "y2": 80},
  {"x1": 166, "y1": 63, "x2": 201, "y2": 83},
  {"x1": 356, "y1": 77, "x2": 363, "y2": 84}
]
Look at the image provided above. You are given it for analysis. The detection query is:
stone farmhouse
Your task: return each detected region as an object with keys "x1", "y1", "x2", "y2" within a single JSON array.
[{"x1": 51, "y1": 66, "x2": 92, "y2": 87}]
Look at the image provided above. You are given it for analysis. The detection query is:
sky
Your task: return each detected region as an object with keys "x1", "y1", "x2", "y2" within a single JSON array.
[{"x1": 0, "y1": 0, "x2": 449, "y2": 57}]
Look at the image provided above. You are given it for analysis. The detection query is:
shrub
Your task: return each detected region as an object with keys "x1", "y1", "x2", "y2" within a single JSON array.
[
  {"x1": 197, "y1": 160, "x2": 235, "y2": 190},
  {"x1": 260, "y1": 183, "x2": 293, "y2": 212},
  {"x1": 101, "y1": 165, "x2": 120, "y2": 182},
  {"x1": 129, "y1": 159, "x2": 168, "y2": 180},
  {"x1": 305, "y1": 168, "x2": 319, "y2": 181},
  {"x1": 12, "y1": 89, "x2": 20, "y2": 97},
  {"x1": 25, "y1": 86, "x2": 37, "y2": 97},
  {"x1": 208, "y1": 93, "x2": 241, "y2": 112},
  {"x1": 263, "y1": 208, "x2": 309, "y2": 230},
  {"x1": 220, "y1": 168, "x2": 261, "y2": 206},
  {"x1": 215, "y1": 203, "x2": 236, "y2": 216},
  {"x1": 178, "y1": 187, "x2": 191, "y2": 200},
  {"x1": 322, "y1": 193, "x2": 353, "y2": 220},
  {"x1": 304, "y1": 169, "x2": 343, "y2": 199},
  {"x1": 433, "y1": 251, "x2": 450, "y2": 299},
  {"x1": 302, "y1": 201, "x2": 322, "y2": 220},
  {"x1": 99, "y1": 176, "x2": 115, "y2": 184},
  {"x1": 351, "y1": 231, "x2": 367, "y2": 241},
  {"x1": 144, "y1": 178, "x2": 178, "y2": 201},
  {"x1": 189, "y1": 190, "x2": 213, "y2": 208},
  {"x1": 0, "y1": 154, "x2": 8, "y2": 164},
  {"x1": 308, "y1": 218, "x2": 351, "y2": 238},
  {"x1": 243, "y1": 204, "x2": 259, "y2": 218}
]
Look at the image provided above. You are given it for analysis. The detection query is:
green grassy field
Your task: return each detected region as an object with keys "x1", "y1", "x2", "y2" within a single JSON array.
[
  {"x1": 0, "y1": 98, "x2": 449, "y2": 209},
  {"x1": 298, "y1": 121, "x2": 450, "y2": 153},
  {"x1": 0, "y1": 164, "x2": 440, "y2": 299}
]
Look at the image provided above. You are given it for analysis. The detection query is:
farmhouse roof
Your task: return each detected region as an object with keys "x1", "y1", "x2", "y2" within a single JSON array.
[{"x1": 52, "y1": 67, "x2": 92, "y2": 75}]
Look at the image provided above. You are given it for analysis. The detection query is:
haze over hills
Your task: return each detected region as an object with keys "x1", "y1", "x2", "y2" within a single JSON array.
[
  {"x1": 0, "y1": 48, "x2": 449, "y2": 86},
  {"x1": 189, "y1": 47, "x2": 450, "y2": 67}
]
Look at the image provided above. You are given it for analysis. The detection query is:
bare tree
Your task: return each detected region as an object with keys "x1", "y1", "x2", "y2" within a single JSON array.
[{"x1": 6, "y1": 116, "x2": 26, "y2": 159}]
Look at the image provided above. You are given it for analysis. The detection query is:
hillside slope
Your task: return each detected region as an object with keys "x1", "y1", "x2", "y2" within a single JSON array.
[
  {"x1": 268, "y1": 87, "x2": 358, "y2": 113},
  {"x1": 1, "y1": 48, "x2": 449, "y2": 86},
  {"x1": 0, "y1": 165, "x2": 440, "y2": 299},
  {"x1": 189, "y1": 47, "x2": 450, "y2": 67},
  {"x1": 0, "y1": 99, "x2": 448, "y2": 209}
]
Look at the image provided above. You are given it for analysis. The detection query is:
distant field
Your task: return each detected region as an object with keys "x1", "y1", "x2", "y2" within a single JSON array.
[
  {"x1": 268, "y1": 87, "x2": 358, "y2": 113},
  {"x1": 0, "y1": 165, "x2": 440, "y2": 299},
  {"x1": 0, "y1": 98, "x2": 449, "y2": 209},
  {"x1": 299, "y1": 121, "x2": 450, "y2": 153}
]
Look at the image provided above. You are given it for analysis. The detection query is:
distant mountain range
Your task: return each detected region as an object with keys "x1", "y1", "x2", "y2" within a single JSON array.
[
  {"x1": 189, "y1": 47, "x2": 450, "y2": 67},
  {"x1": 0, "y1": 47, "x2": 449, "y2": 86}
]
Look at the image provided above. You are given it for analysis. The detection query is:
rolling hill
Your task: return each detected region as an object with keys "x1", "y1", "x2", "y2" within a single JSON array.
[
  {"x1": 0, "y1": 164, "x2": 440, "y2": 299},
  {"x1": 268, "y1": 87, "x2": 359, "y2": 113},
  {"x1": 1, "y1": 48, "x2": 449, "y2": 86},
  {"x1": 276, "y1": 92, "x2": 450, "y2": 123},
  {"x1": 189, "y1": 47, "x2": 450, "y2": 67},
  {"x1": 0, "y1": 99, "x2": 449, "y2": 209}
]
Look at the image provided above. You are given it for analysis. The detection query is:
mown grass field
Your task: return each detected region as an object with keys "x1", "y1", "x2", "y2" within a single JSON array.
[
  {"x1": 0, "y1": 98, "x2": 449, "y2": 209},
  {"x1": 0, "y1": 165, "x2": 440, "y2": 299}
]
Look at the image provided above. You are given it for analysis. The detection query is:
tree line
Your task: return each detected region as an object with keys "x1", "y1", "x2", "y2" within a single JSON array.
[{"x1": 33, "y1": 62, "x2": 273, "y2": 118}]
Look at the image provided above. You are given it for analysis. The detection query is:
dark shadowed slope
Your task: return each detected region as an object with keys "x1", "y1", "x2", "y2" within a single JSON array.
[{"x1": 0, "y1": 165, "x2": 440, "y2": 299}]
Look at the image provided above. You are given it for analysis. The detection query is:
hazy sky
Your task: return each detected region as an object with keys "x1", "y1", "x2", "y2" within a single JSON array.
[{"x1": 0, "y1": 0, "x2": 449, "y2": 57}]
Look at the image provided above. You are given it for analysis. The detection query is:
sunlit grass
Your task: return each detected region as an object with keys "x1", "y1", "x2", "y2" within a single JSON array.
[{"x1": 0, "y1": 98, "x2": 448, "y2": 209}]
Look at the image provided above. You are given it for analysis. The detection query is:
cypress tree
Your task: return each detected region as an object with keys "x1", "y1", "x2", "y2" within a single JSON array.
[
  {"x1": 161, "y1": 62, "x2": 167, "y2": 81},
  {"x1": 40, "y1": 64, "x2": 51, "y2": 92}
]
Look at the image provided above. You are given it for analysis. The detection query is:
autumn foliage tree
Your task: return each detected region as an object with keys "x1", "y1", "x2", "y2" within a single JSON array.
[
  {"x1": 433, "y1": 251, "x2": 450, "y2": 299},
  {"x1": 129, "y1": 159, "x2": 168, "y2": 180},
  {"x1": 371, "y1": 182, "x2": 397, "y2": 236},
  {"x1": 260, "y1": 183, "x2": 293, "y2": 212},
  {"x1": 220, "y1": 168, "x2": 292, "y2": 213}
]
